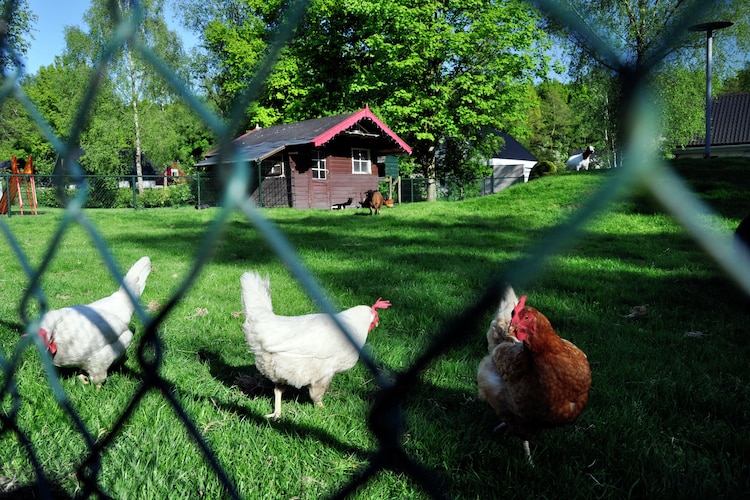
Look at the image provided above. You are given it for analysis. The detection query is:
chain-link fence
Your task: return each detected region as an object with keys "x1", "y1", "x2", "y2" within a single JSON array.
[
  {"x1": 2, "y1": 0, "x2": 750, "y2": 498},
  {"x1": 3, "y1": 174, "x2": 520, "y2": 212},
  {"x1": 0, "y1": 172, "x2": 286, "y2": 211}
]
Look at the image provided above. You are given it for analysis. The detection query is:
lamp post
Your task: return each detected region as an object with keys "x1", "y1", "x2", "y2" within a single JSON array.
[{"x1": 688, "y1": 21, "x2": 733, "y2": 158}]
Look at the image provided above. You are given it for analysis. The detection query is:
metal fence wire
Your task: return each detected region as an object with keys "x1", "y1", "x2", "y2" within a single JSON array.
[
  {"x1": 2, "y1": 0, "x2": 750, "y2": 499},
  {"x1": 1, "y1": 174, "x2": 520, "y2": 210}
]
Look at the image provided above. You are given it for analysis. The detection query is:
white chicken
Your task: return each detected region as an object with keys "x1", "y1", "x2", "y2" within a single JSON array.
[
  {"x1": 240, "y1": 271, "x2": 391, "y2": 419},
  {"x1": 37, "y1": 256, "x2": 152, "y2": 388}
]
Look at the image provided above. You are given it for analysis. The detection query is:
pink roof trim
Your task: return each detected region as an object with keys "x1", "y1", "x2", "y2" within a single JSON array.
[{"x1": 312, "y1": 105, "x2": 412, "y2": 154}]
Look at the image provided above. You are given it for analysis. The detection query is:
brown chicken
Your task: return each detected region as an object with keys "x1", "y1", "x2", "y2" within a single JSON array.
[{"x1": 477, "y1": 286, "x2": 591, "y2": 464}]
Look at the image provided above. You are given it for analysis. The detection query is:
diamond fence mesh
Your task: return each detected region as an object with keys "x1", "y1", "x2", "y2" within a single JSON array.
[
  {"x1": 3, "y1": 175, "x2": 494, "y2": 211},
  {"x1": 2, "y1": 0, "x2": 750, "y2": 499}
]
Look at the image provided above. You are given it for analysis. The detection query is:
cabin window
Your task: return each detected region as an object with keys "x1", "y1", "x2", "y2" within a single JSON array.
[
  {"x1": 170, "y1": 168, "x2": 179, "y2": 177},
  {"x1": 352, "y1": 148, "x2": 371, "y2": 174},
  {"x1": 260, "y1": 154, "x2": 284, "y2": 177},
  {"x1": 312, "y1": 150, "x2": 327, "y2": 180}
]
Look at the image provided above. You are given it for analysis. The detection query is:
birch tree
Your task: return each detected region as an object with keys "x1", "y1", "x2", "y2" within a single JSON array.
[{"x1": 65, "y1": 0, "x2": 185, "y2": 191}]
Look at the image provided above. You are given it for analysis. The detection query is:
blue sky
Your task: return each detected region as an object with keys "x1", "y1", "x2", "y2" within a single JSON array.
[
  {"x1": 25, "y1": 0, "x2": 88, "y2": 72},
  {"x1": 24, "y1": 0, "x2": 197, "y2": 74}
]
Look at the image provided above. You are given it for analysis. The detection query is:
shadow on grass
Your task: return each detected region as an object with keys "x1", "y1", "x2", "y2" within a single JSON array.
[
  {"x1": 52, "y1": 354, "x2": 144, "y2": 388},
  {"x1": 179, "y1": 348, "x2": 378, "y2": 471},
  {"x1": 0, "y1": 480, "x2": 76, "y2": 500},
  {"x1": 196, "y1": 347, "x2": 320, "y2": 408}
]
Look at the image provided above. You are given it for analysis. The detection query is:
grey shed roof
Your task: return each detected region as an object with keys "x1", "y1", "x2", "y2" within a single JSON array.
[{"x1": 687, "y1": 93, "x2": 750, "y2": 147}]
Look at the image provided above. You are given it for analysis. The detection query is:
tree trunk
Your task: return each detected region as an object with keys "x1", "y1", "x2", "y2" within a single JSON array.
[
  {"x1": 126, "y1": 48, "x2": 144, "y2": 194},
  {"x1": 121, "y1": 1, "x2": 144, "y2": 194},
  {"x1": 424, "y1": 155, "x2": 438, "y2": 202}
]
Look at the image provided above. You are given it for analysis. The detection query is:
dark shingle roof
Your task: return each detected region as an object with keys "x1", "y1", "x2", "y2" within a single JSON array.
[
  {"x1": 688, "y1": 93, "x2": 750, "y2": 146},
  {"x1": 490, "y1": 131, "x2": 537, "y2": 161},
  {"x1": 233, "y1": 112, "x2": 356, "y2": 148},
  {"x1": 196, "y1": 106, "x2": 411, "y2": 167}
]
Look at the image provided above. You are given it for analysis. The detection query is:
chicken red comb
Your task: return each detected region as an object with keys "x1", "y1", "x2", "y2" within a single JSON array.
[
  {"x1": 371, "y1": 298, "x2": 391, "y2": 311},
  {"x1": 512, "y1": 295, "x2": 527, "y2": 319},
  {"x1": 368, "y1": 298, "x2": 391, "y2": 333}
]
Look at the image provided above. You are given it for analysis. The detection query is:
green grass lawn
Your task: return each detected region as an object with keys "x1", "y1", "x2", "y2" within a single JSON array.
[{"x1": 1, "y1": 159, "x2": 749, "y2": 499}]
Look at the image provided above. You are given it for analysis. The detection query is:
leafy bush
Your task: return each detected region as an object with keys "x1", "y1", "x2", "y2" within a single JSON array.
[
  {"x1": 113, "y1": 189, "x2": 135, "y2": 208},
  {"x1": 529, "y1": 160, "x2": 557, "y2": 180},
  {"x1": 165, "y1": 183, "x2": 196, "y2": 206},
  {"x1": 134, "y1": 184, "x2": 196, "y2": 208},
  {"x1": 82, "y1": 177, "x2": 119, "y2": 208},
  {"x1": 32, "y1": 184, "x2": 198, "y2": 209},
  {"x1": 35, "y1": 187, "x2": 65, "y2": 208}
]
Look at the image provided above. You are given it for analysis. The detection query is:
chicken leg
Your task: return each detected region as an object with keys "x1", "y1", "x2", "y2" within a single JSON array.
[
  {"x1": 308, "y1": 374, "x2": 334, "y2": 408},
  {"x1": 266, "y1": 385, "x2": 285, "y2": 419},
  {"x1": 523, "y1": 440, "x2": 534, "y2": 467}
]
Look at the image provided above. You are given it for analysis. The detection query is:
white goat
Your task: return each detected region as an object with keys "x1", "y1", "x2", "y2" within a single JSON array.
[{"x1": 566, "y1": 146, "x2": 595, "y2": 171}]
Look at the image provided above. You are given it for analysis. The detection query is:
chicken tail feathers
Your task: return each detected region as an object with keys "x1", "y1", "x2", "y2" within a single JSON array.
[
  {"x1": 496, "y1": 285, "x2": 519, "y2": 325},
  {"x1": 240, "y1": 271, "x2": 274, "y2": 315},
  {"x1": 123, "y1": 256, "x2": 152, "y2": 300},
  {"x1": 86, "y1": 256, "x2": 151, "y2": 326},
  {"x1": 486, "y1": 284, "x2": 519, "y2": 351}
]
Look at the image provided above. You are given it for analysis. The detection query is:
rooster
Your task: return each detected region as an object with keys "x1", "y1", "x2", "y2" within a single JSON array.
[
  {"x1": 37, "y1": 256, "x2": 152, "y2": 388},
  {"x1": 477, "y1": 286, "x2": 591, "y2": 464},
  {"x1": 240, "y1": 271, "x2": 391, "y2": 419}
]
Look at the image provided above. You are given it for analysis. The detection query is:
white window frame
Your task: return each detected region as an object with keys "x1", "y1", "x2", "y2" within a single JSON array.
[
  {"x1": 312, "y1": 150, "x2": 327, "y2": 180},
  {"x1": 260, "y1": 154, "x2": 284, "y2": 177},
  {"x1": 351, "y1": 148, "x2": 371, "y2": 174}
]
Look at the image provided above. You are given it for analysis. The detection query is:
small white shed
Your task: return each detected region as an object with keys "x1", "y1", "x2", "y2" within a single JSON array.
[{"x1": 485, "y1": 132, "x2": 537, "y2": 192}]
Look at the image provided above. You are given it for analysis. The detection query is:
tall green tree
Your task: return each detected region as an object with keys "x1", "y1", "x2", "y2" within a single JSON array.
[
  {"x1": 0, "y1": 0, "x2": 35, "y2": 76},
  {"x1": 0, "y1": 0, "x2": 37, "y2": 163},
  {"x1": 18, "y1": 22, "x2": 133, "y2": 175},
  {"x1": 540, "y1": 0, "x2": 750, "y2": 157},
  {"x1": 528, "y1": 79, "x2": 574, "y2": 164},
  {"x1": 64, "y1": 0, "x2": 187, "y2": 189},
  {"x1": 178, "y1": 0, "x2": 551, "y2": 200},
  {"x1": 653, "y1": 63, "x2": 706, "y2": 150},
  {"x1": 722, "y1": 62, "x2": 750, "y2": 95}
]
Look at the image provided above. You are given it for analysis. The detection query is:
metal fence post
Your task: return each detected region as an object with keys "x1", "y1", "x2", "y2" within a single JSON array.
[
  {"x1": 131, "y1": 175, "x2": 137, "y2": 209},
  {"x1": 257, "y1": 161, "x2": 263, "y2": 208},
  {"x1": 2, "y1": 174, "x2": 7, "y2": 217},
  {"x1": 196, "y1": 173, "x2": 201, "y2": 207}
]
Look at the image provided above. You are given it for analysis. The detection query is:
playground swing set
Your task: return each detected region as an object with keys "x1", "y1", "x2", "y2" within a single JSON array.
[{"x1": 0, "y1": 155, "x2": 38, "y2": 215}]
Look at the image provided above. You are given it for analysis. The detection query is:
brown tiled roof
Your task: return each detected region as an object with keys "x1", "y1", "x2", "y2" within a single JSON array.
[{"x1": 687, "y1": 93, "x2": 750, "y2": 146}]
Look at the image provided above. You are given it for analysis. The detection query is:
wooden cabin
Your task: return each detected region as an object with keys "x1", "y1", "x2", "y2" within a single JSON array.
[{"x1": 195, "y1": 106, "x2": 411, "y2": 209}]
